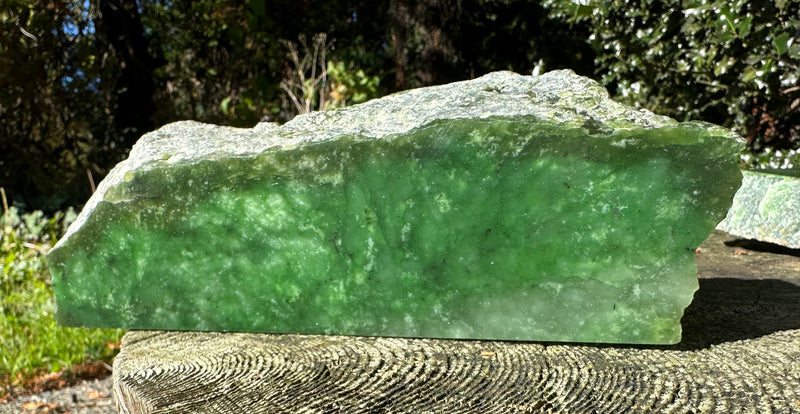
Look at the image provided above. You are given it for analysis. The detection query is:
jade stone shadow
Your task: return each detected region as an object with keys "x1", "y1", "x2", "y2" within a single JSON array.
[{"x1": 47, "y1": 70, "x2": 743, "y2": 344}]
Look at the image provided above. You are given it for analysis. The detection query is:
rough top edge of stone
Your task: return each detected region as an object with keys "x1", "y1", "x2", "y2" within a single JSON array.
[
  {"x1": 51, "y1": 70, "x2": 741, "y2": 252},
  {"x1": 111, "y1": 70, "x2": 715, "y2": 171}
]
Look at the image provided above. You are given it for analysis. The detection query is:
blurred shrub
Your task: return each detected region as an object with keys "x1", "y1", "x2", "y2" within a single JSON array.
[
  {"x1": 144, "y1": 0, "x2": 285, "y2": 127},
  {"x1": 326, "y1": 60, "x2": 381, "y2": 109},
  {"x1": 742, "y1": 147, "x2": 800, "y2": 169},
  {"x1": 6, "y1": 0, "x2": 798, "y2": 212},
  {"x1": 1, "y1": 200, "x2": 123, "y2": 387},
  {"x1": 276, "y1": 34, "x2": 382, "y2": 119},
  {"x1": 545, "y1": 0, "x2": 800, "y2": 166}
]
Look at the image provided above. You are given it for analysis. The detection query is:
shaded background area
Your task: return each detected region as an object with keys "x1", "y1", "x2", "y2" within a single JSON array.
[{"x1": 1, "y1": 0, "x2": 799, "y2": 212}]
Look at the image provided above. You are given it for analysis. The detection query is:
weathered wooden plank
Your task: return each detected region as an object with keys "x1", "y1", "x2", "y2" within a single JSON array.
[{"x1": 113, "y1": 231, "x2": 800, "y2": 413}]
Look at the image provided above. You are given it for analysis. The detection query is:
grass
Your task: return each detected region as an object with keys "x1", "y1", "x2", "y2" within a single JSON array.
[{"x1": 1, "y1": 190, "x2": 124, "y2": 397}]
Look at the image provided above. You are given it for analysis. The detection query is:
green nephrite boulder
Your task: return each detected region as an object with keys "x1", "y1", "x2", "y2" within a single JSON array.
[
  {"x1": 47, "y1": 70, "x2": 743, "y2": 344},
  {"x1": 717, "y1": 169, "x2": 800, "y2": 248}
]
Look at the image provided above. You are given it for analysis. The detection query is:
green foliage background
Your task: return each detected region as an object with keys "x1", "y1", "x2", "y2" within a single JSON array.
[
  {"x1": 545, "y1": 0, "x2": 800, "y2": 166},
  {"x1": 2, "y1": 0, "x2": 798, "y2": 211},
  {"x1": 1, "y1": 0, "x2": 598, "y2": 211}
]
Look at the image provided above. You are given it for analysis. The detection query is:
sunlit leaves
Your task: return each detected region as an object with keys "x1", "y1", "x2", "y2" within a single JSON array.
[
  {"x1": 545, "y1": 0, "x2": 800, "y2": 164},
  {"x1": 773, "y1": 33, "x2": 792, "y2": 56}
]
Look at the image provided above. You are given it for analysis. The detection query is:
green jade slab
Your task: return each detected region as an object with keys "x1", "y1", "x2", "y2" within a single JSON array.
[
  {"x1": 47, "y1": 70, "x2": 743, "y2": 344},
  {"x1": 717, "y1": 169, "x2": 800, "y2": 248}
]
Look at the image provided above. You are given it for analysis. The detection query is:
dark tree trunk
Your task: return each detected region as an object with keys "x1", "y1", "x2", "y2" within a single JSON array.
[
  {"x1": 389, "y1": 0, "x2": 409, "y2": 90},
  {"x1": 93, "y1": 0, "x2": 158, "y2": 151}
]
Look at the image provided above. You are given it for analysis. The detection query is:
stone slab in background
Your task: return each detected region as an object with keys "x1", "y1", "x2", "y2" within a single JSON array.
[
  {"x1": 47, "y1": 70, "x2": 743, "y2": 344},
  {"x1": 717, "y1": 169, "x2": 800, "y2": 248}
]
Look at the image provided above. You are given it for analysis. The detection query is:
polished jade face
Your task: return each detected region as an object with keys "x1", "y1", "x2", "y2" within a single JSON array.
[{"x1": 47, "y1": 71, "x2": 742, "y2": 344}]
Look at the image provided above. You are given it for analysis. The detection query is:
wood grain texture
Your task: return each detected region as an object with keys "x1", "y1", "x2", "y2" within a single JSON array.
[{"x1": 113, "y1": 231, "x2": 800, "y2": 413}]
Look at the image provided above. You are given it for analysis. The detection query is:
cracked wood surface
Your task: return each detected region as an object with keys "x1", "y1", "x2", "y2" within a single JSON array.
[{"x1": 113, "y1": 231, "x2": 800, "y2": 413}]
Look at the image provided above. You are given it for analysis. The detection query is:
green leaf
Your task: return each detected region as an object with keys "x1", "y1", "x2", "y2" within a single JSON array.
[
  {"x1": 762, "y1": 58, "x2": 774, "y2": 75},
  {"x1": 716, "y1": 30, "x2": 736, "y2": 44},
  {"x1": 736, "y1": 16, "x2": 752, "y2": 38},
  {"x1": 713, "y1": 57, "x2": 735, "y2": 76},
  {"x1": 773, "y1": 33, "x2": 791, "y2": 56},
  {"x1": 574, "y1": 4, "x2": 594, "y2": 18},
  {"x1": 220, "y1": 96, "x2": 231, "y2": 114},
  {"x1": 742, "y1": 65, "x2": 757, "y2": 82}
]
